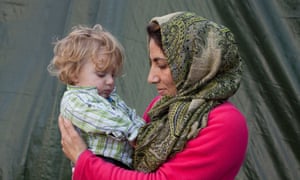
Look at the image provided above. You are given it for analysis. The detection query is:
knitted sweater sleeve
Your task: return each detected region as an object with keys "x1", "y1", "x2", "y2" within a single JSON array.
[{"x1": 73, "y1": 101, "x2": 248, "y2": 180}]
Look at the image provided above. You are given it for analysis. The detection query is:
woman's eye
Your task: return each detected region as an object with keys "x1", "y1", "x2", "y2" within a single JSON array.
[
  {"x1": 152, "y1": 57, "x2": 169, "y2": 69},
  {"x1": 158, "y1": 63, "x2": 168, "y2": 69},
  {"x1": 155, "y1": 58, "x2": 168, "y2": 69}
]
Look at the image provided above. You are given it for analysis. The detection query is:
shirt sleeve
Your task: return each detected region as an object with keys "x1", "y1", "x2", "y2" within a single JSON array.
[
  {"x1": 111, "y1": 92, "x2": 145, "y2": 129},
  {"x1": 60, "y1": 91, "x2": 144, "y2": 141},
  {"x1": 73, "y1": 102, "x2": 248, "y2": 180}
]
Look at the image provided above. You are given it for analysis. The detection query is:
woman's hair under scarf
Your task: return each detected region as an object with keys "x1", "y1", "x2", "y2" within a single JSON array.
[{"x1": 133, "y1": 11, "x2": 243, "y2": 172}]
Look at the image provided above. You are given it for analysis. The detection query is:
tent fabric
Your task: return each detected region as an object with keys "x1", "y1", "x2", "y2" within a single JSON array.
[{"x1": 0, "y1": 0, "x2": 299, "y2": 179}]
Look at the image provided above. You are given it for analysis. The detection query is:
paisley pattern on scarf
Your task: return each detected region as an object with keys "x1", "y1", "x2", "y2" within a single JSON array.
[{"x1": 133, "y1": 12, "x2": 243, "y2": 172}]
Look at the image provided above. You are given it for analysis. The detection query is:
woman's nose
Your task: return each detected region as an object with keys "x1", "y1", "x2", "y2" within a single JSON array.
[{"x1": 147, "y1": 68, "x2": 159, "y2": 84}]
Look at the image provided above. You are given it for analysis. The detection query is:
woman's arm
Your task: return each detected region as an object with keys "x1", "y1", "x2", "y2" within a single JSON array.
[{"x1": 60, "y1": 102, "x2": 248, "y2": 180}]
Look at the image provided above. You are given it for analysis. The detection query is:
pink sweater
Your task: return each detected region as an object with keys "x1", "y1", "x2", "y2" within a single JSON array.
[{"x1": 73, "y1": 97, "x2": 248, "y2": 180}]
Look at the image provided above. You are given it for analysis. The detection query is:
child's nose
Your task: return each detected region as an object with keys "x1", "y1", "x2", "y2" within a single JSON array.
[{"x1": 106, "y1": 75, "x2": 114, "y2": 85}]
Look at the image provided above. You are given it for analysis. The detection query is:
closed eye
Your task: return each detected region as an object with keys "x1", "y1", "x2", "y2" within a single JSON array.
[
  {"x1": 153, "y1": 57, "x2": 168, "y2": 69},
  {"x1": 96, "y1": 72, "x2": 106, "y2": 78}
]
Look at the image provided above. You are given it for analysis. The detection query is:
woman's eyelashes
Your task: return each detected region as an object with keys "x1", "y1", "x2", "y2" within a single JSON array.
[{"x1": 154, "y1": 58, "x2": 169, "y2": 69}]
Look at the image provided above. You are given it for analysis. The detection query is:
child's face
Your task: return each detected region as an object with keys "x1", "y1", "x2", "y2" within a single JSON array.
[{"x1": 74, "y1": 60, "x2": 115, "y2": 98}]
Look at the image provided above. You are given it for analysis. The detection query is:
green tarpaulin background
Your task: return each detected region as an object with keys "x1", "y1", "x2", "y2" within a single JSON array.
[{"x1": 0, "y1": 0, "x2": 299, "y2": 179}]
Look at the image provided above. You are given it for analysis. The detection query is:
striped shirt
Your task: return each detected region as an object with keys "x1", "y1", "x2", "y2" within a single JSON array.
[{"x1": 60, "y1": 86, "x2": 145, "y2": 167}]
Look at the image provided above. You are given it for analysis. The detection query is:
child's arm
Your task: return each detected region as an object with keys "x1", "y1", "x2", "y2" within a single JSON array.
[
  {"x1": 111, "y1": 92, "x2": 145, "y2": 127},
  {"x1": 60, "y1": 91, "x2": 144, "y2": 141}
]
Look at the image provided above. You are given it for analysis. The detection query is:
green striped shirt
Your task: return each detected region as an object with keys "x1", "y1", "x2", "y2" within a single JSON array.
[{"x1": 60, "y1": 86, "x2": 145, "y2": 167}]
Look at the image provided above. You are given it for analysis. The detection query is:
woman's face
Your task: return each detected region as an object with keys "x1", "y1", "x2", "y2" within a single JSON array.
[{"x1": 148, "y1": 38, "x2": 177, "y2": 96}]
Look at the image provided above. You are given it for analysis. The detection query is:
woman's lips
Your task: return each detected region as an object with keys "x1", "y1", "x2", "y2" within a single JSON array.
[{"x1": 157, "y1": 88, "x2": 165, "y2": 95}]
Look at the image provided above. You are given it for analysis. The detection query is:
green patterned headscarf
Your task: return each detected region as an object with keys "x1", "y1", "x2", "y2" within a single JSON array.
[{"x1": 133, "y1": 12, "x2": 243, "y2": 172}]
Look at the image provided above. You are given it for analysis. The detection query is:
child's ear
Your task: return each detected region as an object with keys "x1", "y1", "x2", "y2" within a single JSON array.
[{"x1": 71, "y1": 76, "x2": 79, "y2": 85}]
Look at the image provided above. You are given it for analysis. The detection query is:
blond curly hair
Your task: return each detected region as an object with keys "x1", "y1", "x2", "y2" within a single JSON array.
[{"x1": 48, "y1": 24, "x2": 124, "y2": 85}]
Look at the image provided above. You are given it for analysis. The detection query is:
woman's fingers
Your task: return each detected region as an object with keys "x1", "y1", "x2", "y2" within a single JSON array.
[
  {"x1": 58, "y1": 116, "x2": 74, "y2": 161},
  {"x1": 58, "y1": 115, "x2": 88, "y2": 163},
  {"x1": 63, "y1": 117, "x2": 78, "y2": 138},
  {"x1": 59, "y1": 116, "x2": 80, "y2": 145},
  {"x1": 58, "y1": 115, "x2": 68, "y2": 138},
  {"x1": 59, "y1": 116, "x2": 75, "y2": 144}
]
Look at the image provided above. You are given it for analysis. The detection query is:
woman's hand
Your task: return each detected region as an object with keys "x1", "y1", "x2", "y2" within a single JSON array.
[{"x1": 58, "y1": 116, "x2": 87, "y2": 163}]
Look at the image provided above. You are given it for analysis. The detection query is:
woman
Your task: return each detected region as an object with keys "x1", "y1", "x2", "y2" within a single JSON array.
[{"x1": 59, "y1": 11, "x2": 248, "y2": 180}]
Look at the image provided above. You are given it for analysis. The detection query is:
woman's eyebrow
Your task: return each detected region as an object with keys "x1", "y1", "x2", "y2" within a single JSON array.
[
  {"x1": 149, "y1": 57, "x2": 168, "y2": 65},
  {"x1": 153, "y1": 57, "x2": 168, "y2": 62}
]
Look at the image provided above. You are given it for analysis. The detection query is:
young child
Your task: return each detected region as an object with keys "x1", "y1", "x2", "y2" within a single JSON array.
[{"x1": 48, "y1": 24, "x2": 145, "y2": 169}]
